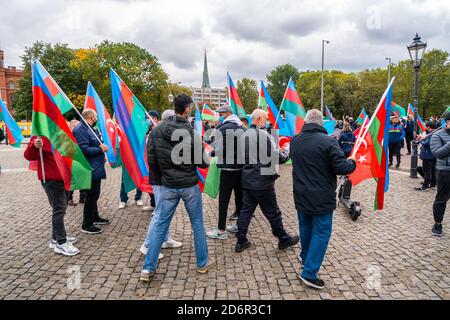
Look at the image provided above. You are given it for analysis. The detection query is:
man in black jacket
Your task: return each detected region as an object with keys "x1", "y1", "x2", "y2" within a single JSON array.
[
  {"x1": 207, "y1": 105, "x2": 246, "y2": 240},
  {"x1": 403, "y1": 115, "x2": 414, "y2": 155},
  {"x1": 235, "y1": 109, "x2": 299, "y2": 253},
  {"x1": 290, "y1": 109, "x2": 356, "y2": 290},
  {"x1": 140, "y1": 94, "x2": 215, "y2": 283}
]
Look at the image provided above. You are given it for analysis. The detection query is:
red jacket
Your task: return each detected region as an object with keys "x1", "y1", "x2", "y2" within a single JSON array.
[{"x1": 24, "y1": 136, "x2": 63, "y2": 182}]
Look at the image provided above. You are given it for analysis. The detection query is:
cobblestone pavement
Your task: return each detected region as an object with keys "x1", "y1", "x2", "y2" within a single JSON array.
[{"x1": 0, "y1": 145, "x2": 449, "y2": 300}]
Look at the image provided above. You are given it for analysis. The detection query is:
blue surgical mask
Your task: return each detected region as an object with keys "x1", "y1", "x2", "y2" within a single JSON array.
[{"x1": 219, "y1": 116, "x2": 225, "y2": 123}]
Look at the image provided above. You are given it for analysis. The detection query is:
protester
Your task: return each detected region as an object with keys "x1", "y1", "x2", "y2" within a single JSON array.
[
  {"x1": 240, "y1": 117, "x2": 249, "y2": 129},
  {"x1": 140, "y1": 109, "x2": 183, "y2": 261},
  {"x1": 388, "y1": 115, "x2": 405, "y2": 168},
  {"x1": 416, "y1": 121, "x2": 437, "y2": 191},
  {"x1": 140, "y1": 94, "x2": 214, "y2": 283},
  {"x1": 430, "y1": 112, "x2": 450, "y2": 237},
  {"x1": 73, "y1": 110, "x2": 109, "y2": 234},
  {"x1": 234, "y1": 109, "x2": 299, "y2": 253},
  {"x1": 24, "y1": 136, "x2": 80, "y2": 256},
  {"x1": 403, "y1": 115, "x2": 414, "y2": 155},
  {"x1": 66, "y1": 119, "x2": 86, "y2": 206},
  {"x1": 118, "y1": 171, "x2": 143, "y2": 209},
  {"x1": 142, "y1": 110, "x2": 160, "y2": 213},
  {"x1": 207, "y1": 105, "x2": 245, "y2": 240},
  {"x1": 290, "y1": 109, "x2": 356, "y2": 289},
  {"x1": 338, "y1": 122, "x2": 356, "y2": 157}
]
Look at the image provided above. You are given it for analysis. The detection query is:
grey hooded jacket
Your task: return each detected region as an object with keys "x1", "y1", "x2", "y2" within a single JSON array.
[{"x1": 431, "y1": 128, "x2": 450, "y2": 171}]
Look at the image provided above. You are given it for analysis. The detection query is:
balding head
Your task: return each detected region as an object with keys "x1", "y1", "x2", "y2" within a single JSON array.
[
  {"x1": 82, "y1": 109, "x2": 98, "y2": 126},
  {"x1": 251, "y1": 109, "x2": 268, "y2": 128},
  {"x1": 304, "y1": 109, "x2": 324, "y2": 127}
]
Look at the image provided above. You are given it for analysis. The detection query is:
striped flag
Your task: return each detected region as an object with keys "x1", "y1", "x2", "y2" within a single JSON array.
[
  {"x1": 280, "y1": 79, "x2": 307, "y2": 136},
  {"x1": 201, "y1": 104, "x2": 218, "y2": 122},
  {"x1": 325, "y1": 106, "x2": 334, "y2": 120},
  {"x1": 227, "y1": 72, "x2": 247, "y2": 118},
  {"x1": 357, "y1": 108, "x2": 369, "y2": 125},
  {"x1": 0, "y1": 98, "x2": 24, "y2": 147}
]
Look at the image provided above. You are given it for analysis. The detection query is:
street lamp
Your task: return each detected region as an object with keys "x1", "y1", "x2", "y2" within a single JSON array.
[
  {"x1": 407, "y1": 33, "x2": 427, "y2": 179},
  {"x1": 385, "y1": 57, "x2": 392, "y2": 86},
  {"x1": 320, "y1": 40, "x2": 330, "y2": 115},
  {"x1": 168, "y1": 93, "x2": 174, "y2": 104}
]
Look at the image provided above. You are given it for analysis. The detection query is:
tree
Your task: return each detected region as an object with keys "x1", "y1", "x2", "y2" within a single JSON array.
[
  {"x1": 237, "y1": 78, "x2": 258, "y2": 113},
  {"x1": 266, "y1": 64, "x2": 300, "y2": 106}
]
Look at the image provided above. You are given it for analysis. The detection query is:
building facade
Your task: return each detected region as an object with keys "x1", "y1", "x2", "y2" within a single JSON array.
[
  {"x1": 0, "y1": 49, "x2": 24, "y2": 110},
  {"x1": 191, "y1": 51, "x2": 227, "y2": 108}
]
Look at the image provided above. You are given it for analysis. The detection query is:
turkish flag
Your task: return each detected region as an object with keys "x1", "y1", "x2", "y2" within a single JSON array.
[{"x1": 349, "y1": 133, "x2": 376, "y2": 186}]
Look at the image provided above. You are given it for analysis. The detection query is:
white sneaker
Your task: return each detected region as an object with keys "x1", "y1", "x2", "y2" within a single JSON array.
[
  {"x1": 49, "y1": 237, "x2": 78, "y2": 249},
  {"x1": 136, "y1": 200, "x2": 144, "y2": 206},
  {"x1": 162, "y1": 238, "x2": 183, "y2": 249},
  {"x1": 54, "y1": 242, "x2": 80, "y2": 256},
  {"x1": 143, "y1": 206, "x2": 155, "y2": 212},
  {"x1": 119, "y1": 202, "x2": 126, "y2": 209},
  {"x1": 139, "y1": 244, "x2": 164, "y2": 260}
]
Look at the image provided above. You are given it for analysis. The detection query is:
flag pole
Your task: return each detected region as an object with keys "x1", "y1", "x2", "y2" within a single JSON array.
[
  {"x1": 274, "y1": 77, "x2": 292, "y2": 129},
  {"x1": 39, "y1": 143, "x2": 46, "y2": 183}
]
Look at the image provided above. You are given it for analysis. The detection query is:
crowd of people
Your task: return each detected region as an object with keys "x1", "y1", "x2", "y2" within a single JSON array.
[{"x1": 23, "y1": 95, "x2": 450, "y2": 290}]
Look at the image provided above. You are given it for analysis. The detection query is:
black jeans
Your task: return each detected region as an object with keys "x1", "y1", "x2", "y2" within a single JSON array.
[
  {"x1": 389, "y1": 142, "x2": 402, "y2": 165},
  {"x1": 405, "y1": 135, "x2": 413, "y2": 154},
  {"x1": 42, "y1": 181, "x2": 68, "y2": 244},
  {"x1": 417, "y1": 159, "x2": 437, "y2": 187},
  {"x1": 218, "y1": 170, "x2": 243, "y2": 230},
  {"x1": 433, "y1": 170, "x2": 450, "y2": 224},
  {"x1": 83, "y1": 179, "x2": 102, "y2": 228},
  {"x1": 236, "y1": 189, "x2": 289, "y2": 244}
]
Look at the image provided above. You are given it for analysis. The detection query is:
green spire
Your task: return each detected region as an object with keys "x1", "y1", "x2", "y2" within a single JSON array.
[{"x1": 202, "y1": 50, "x2": 211, "y2": 89}]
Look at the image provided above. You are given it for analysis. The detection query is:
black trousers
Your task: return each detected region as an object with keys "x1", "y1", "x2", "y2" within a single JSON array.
[
  {"x1": 417, "y1": 160, "x2": 437, "y2": 187},
  {"x1": 433, "y1": 170, "x2": 450, "y2": 223},
  {"x1": 405, "y1": 135, "x2": 413, "y2": 154},
  {"x1": 83, "y1": 179, "x2": 102, "y2": 228},
  {"x1": 236, "y1": 189, "x2": 289, "y2": 244},
  {"x1": 42, "y1": 181, "x2": 68, "y2": 245},
  {"x1": 389, "y1": 142, "x2": 402, "y2": 165},
  {"x1": 218, "y1": 170, "x2": 243, "y2": 230}
]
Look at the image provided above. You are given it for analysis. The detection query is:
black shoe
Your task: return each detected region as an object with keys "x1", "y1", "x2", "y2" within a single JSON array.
[
  {"x1": 81, "y1": 225, "x2": 103, "y2": 234},
  {"x1": 278, "y1": 235, "x2": 299, "y2": 250},
  {"x1": 430, "y1": 184, "x2": 436, "y2": 188},
  {"x1": 300, "y1": 276, "x2": 325, "y2": 290},
  {"x1": 229, "y1": 213, "x2": 238, "y2": 221},
  {"x1": 94, "y1": 217, "x2": 110, "y2": 225},
  {"x1": 395, "y1": 163, "x2": 400, "y2": 168},
  {"x1": 235, "y1": 241, "x2": 252, "y2": 253},
  {"x1": 414, "y1": 185, "x2": 429, "y2": 191},
  {"x1": 432, "y1": 224, "x2": 443, "y2": 237}
]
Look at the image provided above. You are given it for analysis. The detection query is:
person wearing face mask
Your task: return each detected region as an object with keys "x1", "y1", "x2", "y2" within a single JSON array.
[
  {"x1": 430, "y1": 112, "x2": 450, "y2": 237},
  {"x1": 73, "y1": 109, "x2": 109, "y2": 235},
  {"x1": 235, "y1": 109, "x2": 299, "y2": 253}
]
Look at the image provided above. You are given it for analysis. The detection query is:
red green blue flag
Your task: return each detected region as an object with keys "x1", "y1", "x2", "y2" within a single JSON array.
[
  {"x1": 84, "y1": 82, "x2": 119, "y2": 168},
  {"x1": 325, "y1": 106, "x2": 334, "y2": 120},
  {"x1": 110, "y1": 69, "x2": 152, "y2": 193},
  {"x1": 194, "y1": 100, "x2": 213, "y2": 192},
  {"x1": 279, "y1": 79, "x2": 307, "y2": 136},
  {"x1": 227, "y1": 72, "x2": 247, "y2": 118},
  {"x1": 391, "y1": 102, "x2": 406, "y2": 118},
  {"x1": 31, "y1": 61, "x2": 92, "y2": 191},
  {"x1": 260, "y1": 81, "x2": 287, "y2": 132},
  {"x1": 0, "y1": 98, "x2": 24, "y2": 148},
  {"x1": 258, "y1": 82, "x2": 268, "y2": 112},
  {"x1": 357, "y1": 108, "x2": 368, "y2": 125},
  {"x1": 201, "y1": 104, "x2": 218, "y2": 122},
  {"x1": 407, "y1": 103, "x2": 426, "y2": 133}
]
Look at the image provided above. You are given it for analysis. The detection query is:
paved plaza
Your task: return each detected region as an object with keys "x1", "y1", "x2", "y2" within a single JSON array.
[{"x1": 0, "y1": 144, "x2": 449, "y2": 300}]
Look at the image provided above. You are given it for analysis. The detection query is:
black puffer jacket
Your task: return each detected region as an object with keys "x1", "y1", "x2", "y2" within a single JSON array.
[
  {"x1": 147, "y1": 115, "x2": 209, "y2": 188},
  {"x1": 290, "y1": 123, "x2": 356, "y2": 215},
  {"x1": 241, "y1": 125, "x2": 289, "y2": 190}
]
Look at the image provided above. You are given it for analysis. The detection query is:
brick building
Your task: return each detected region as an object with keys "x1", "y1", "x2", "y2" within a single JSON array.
[{"x1": 0, "y1": 49, "x2": 24, "y2": 110}]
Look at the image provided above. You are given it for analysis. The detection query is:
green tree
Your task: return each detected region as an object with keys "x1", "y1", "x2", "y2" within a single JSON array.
[
  {"x1": 237, "y1": 78, "x2": 258, "y2": 113},
  {"x1": 266, "y1": 64, "x2": 300, "y2": 106}
]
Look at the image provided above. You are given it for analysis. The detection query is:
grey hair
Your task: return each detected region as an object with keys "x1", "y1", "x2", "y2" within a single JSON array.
[
  {"x1": 304, "y1": 109, "x2": 324, "y2": 127},
  {"x1": 161, "y1": 109, "x2": 176, "y2": 121},
  {"x1": 82, "y1": 109, "x2": 97, "y2": 119},
  {"x1": 250, "y1": 109, "x2": 268, "y2": 122}
]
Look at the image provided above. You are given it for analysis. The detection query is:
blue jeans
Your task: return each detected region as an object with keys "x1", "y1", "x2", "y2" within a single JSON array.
[
  {"x1": 120, "y1": 180, "x2": 142, "y2": 203},
  {"x1": 143, "y1": 185, "x2": 208, "y2": 272},
  {"x1": 298, "y1": 212, "x2": 333, "y2": 280},
  {"x1": 143, "y1": 186, "x2": 169, "y2": 247}
]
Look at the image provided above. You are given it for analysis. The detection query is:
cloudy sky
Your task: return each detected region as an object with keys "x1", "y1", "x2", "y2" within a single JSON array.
[{"x1": 1, "y1": 0, "x2": 449, "y2": 87}]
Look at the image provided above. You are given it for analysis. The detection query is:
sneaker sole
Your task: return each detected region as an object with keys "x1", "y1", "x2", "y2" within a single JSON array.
[
  {"x1": 197, "y1": 262, "x2": 217, "y2": 274},
  {"x1": 93, "y1": 222, "x2": 110, "y2": 225},
  {"x1": 54, "y1": 248, "x2": 80, "y2": 257},
  {"x1": 139, "y1": 276, "x2": 154, "y2": 283},
  {"x1": 162, "y1": 244, "x2": 183, "y2": 249},
  {"x1": 300, "y1": 276, "x2": 325, "y2": 290},
  {"x1": 49, "y1": 239, "x2": 78, "y2": 249},
  {"x1": 81, "y1": 229, "x2": 103, "y2": 235},
  {"x1": 432, "y1": 232, "x2": 443, "y2": 237}
]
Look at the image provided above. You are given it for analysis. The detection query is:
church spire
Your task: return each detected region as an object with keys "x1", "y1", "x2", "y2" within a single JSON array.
[{"x1": 202, "y1": 50, "x2": 211, "y2": 89}]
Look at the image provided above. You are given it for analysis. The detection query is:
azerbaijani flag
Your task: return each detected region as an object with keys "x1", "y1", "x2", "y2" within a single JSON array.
[
  {"x1": 349, "y1": 78, "x2": 394, "y2": 210},
  {"x1": 407, "y1": 103, "x2": 426, "y2": 133},
  {"x1": 280, "y1": 78, "x2": 306, "y2": 136},
  {"x1": 258, "y1": 82, "x2": 268, "y2": 112},
  {"x1": 201, "y1": 104, "x2": 218, "y2": 122},
  {"x1": 325, "y1": 106, "x2": 334, "y2": 120},
  {"x1": 357, "y1": 108, "x2": 368, "y2": 125},
  {"x1": 31, "y1": 61, "x2": 92, "y2": 191},
  {"x1": 84, "y1": 82, "x2": 119, "y2": 167},
  {"x1": 260, "y1": 81, "x2": 286, "y2": 131},
  {"x1": 33, "y1": 60, "x2": 74, "y2": 115},
  {"x1": 391, "y1": 102, "x2": 406, "y2": 118},
  {"x1": 194, "y1": 101, "x2": 208, "y2": 192},
  {"x1": 0, "y1": 98, "x2": 24, "y2": 147},
  {"x1": 227, "y1": 72, "x2": 247, "y2": 118},
  {"x1": 407, "y1": 103, "x2": 414, "y2": 118},
  {"x1": 110, "y1": 69, "x2": 152, "y2": 193}
]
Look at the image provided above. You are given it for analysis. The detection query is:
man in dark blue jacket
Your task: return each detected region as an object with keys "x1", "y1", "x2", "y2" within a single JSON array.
[
  {"x1": 73, "y1": 109, "x2": 109, "y2": 234},
  {"x1": 416, "y1": 121, "x2": 437, "y2": 191},
  {"x1": 403, "y1": 115, "x2": 415, "y2": 155},
  {"x1": 388, "y1": 116, "x2": 405, "y2": 168},
  {"x1": 290, "y1": 109, "x2": 356, "y2": 290}
]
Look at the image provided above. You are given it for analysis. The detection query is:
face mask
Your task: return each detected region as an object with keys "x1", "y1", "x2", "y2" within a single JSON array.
[{"x1": 219, "y1": 116, "x2": 225, "y2": 123}]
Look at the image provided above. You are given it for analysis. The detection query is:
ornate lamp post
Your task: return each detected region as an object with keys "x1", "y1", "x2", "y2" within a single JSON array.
[{"x1": 407, "y1": 33, "x2": 427, "y2": 178}]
